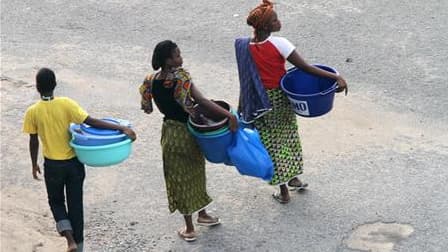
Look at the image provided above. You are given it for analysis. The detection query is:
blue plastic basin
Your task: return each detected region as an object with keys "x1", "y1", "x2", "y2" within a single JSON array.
[
  {"x1": 187, "y1": 123, "x2": 232, "y2": 163},
  {"x1": 69, "y1": 124, "x2": 127, "y2": 146},
  {"x1": 81, "y1": 118, "x2": 121, "y2": 136},
  {"x1": 280, "y1": 64, "x2": 338, "y2": 117},
  {"x1": 70, "y1": 138, "x2": 132, "y2": 167}
]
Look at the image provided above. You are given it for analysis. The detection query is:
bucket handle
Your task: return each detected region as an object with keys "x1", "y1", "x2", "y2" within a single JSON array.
[{"x1": 320, "y1": 83, "x2": 338, "y2": 96}]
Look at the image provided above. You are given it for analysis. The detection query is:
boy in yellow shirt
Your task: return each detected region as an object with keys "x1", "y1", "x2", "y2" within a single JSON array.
[{"x1": 23, "y1": 68, "x2": 136, "y2": 252}]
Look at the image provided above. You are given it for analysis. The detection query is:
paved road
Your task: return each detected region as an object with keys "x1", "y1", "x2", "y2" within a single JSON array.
[{"x1": 1, "y1": 0, "x2": 447, "y2": 251}]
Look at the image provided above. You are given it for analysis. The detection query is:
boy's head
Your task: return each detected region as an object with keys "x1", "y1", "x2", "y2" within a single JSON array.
[
  {"x1": 36, "y1": 68, "x2": 56, "y2": 94},
  {"x1": 151, "y1": 40, "x2": 182, "y2": 70},
  {"x1": 247, "y1": 0, "x2": 281, "y2": 32}
]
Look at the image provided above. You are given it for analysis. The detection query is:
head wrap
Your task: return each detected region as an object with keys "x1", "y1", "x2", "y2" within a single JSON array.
[{"x1": 247, "y1": 0, "x2": 275, "y2": 30}]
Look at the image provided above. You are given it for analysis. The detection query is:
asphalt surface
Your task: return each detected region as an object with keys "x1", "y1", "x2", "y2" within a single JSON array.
[{"x1": 1, "y1": 0, "x2": 447, "y2": 251}]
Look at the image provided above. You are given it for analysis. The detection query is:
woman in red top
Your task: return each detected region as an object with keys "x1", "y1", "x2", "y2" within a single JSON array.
[{"x1": 244, "y1": 0, "x2": 348, "y2": 203}]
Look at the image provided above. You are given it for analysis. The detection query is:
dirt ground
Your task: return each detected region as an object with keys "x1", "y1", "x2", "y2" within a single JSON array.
[
  {"x1": 2, "y1": 73, "x2": 447, "y2": 251},
  {"x1": 2, "y1": 0, "x2": 448, "y2": 251}
]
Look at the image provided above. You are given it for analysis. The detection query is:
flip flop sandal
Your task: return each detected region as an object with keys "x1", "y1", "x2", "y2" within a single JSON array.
[
  {"x1": 177, "y1": 228, "x2": 197, "y2": 242},
  {"x1": 288, "y1": 181, "x2": 309, "y2": 191},
  {"x1": 197, "y1": 217, "x2": 221, "y2": 227},
  {"x1": 272, "y1": 192, "x2": 290, "y2": 204},
  {"x1": 288, "y1": 183, "x2": 308, "y2": 191}
]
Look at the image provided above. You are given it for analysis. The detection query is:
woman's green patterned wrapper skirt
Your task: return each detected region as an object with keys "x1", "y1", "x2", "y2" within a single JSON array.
[
  {"x1": 161, "y1": 120, "x2": 212, "y2": 215},
  {"x1": 254, "y1": 89, "x2": 304, "y2": 185}
]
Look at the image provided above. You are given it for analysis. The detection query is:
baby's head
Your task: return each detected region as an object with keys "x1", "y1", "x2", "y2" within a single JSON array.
[
  {"x1": 36, "y1": 68, "x2": 56, "y2": 95},
  {"x1": 152, "y1": 40, "x2": 183, "y2": 70}
]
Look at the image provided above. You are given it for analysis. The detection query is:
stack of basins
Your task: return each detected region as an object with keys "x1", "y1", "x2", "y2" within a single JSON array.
[
  {"x1": 69, "y1": 118, "x2": 133, "y2": 167},
  {"x1": 187, "y1": 100, "x2": 234, "y2": 164}
]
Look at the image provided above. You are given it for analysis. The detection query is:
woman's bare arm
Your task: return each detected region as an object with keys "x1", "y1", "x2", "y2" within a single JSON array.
[
  {"x1": 287, "y1": 51, "x2": 348, "y2": 94},
  {"x1": 190, "y1": 84, "x2": 238, "y2": 131}
]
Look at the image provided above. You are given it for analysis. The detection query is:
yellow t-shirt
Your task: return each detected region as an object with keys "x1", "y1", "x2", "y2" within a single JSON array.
[{"x1": 23, "y1": 97, "x2": 89, "y2": 160}]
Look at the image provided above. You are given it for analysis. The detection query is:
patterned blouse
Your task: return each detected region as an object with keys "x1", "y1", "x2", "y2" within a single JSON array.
[{"x1": 139, "y1": 67, "x2": 195, "y2": 121}]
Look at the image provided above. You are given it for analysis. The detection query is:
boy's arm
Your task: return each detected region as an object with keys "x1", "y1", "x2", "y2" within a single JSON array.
[
  {"x1": 29, "y1": 134, "x2": 41, "y2": 180},
  {"x1": 83, "y1": 116, "x2": 137, "y2": 141}
]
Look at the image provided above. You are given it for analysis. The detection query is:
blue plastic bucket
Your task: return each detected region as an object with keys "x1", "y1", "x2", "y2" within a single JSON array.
[
  {"x1": 188, "y1": 100, "x2": 231, "y2": 133},
  {"x1": 280, "y1": 64, "x2": 338, "y2": 117},
  {"x1": 187, "y1": 124, "x2": 232, "y2": 163},
  {"x1": 69, "y1": 124, "x2": 127, "y2": 146},
  {"x1": 70, "y1": 138, "x2": 132, "y2": 167}
]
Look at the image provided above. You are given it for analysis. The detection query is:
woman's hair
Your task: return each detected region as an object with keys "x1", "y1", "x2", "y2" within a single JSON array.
[
  {"x1": 151, "y1": 40, "x2": 178, "y2": 70},
  {"x1": 247, "y1": 0, "x2": 274, "y2": 30},
  {"x1": 36, "y1": 68, "x2": 57, "y2": 93}
]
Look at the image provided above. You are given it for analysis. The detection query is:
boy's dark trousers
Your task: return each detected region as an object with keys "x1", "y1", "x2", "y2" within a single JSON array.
[{"x1": 44, "y1": 157, "x2": 85, "y2": 244}]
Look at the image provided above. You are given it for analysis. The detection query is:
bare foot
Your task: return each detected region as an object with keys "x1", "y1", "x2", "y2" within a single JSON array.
[
  {"x1": 67, "y1": 243, "x2": 77, "y2": 252},
  {"x1": 62, "y1": 230, "x2": 77, "y2": 252}
]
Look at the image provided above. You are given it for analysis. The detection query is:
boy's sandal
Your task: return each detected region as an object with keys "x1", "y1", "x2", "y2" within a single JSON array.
[
  {"x1": 177, "y1": 228, "x2": 197, "y2": 242},
  {"x1": 272, "y1": 192, "x2": 290, "y2": 204},
  {"x1": 197, "y1": 216, "x2": 221, "y2": 227}
]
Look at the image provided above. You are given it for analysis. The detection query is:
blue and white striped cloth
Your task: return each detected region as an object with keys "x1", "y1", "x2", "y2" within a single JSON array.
[{"x1": 234, "y1": 37, "x2": 272, "y2": 124}]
